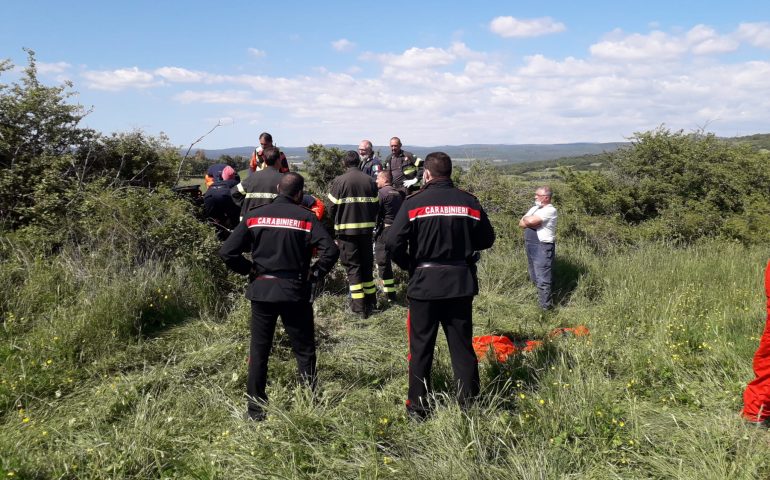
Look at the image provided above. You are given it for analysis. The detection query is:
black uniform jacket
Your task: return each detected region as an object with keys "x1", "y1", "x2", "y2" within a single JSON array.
[
  {"x1": 327, "y1": 167, "x2": 379, "y2": 236},
  {"x1": 385, "y1": 178, "x2": 495, "y2": 300},
  {"x1": 219, "y1": 195, "x2": 339, "y2": 302},
  {"x1": 230, "y1": 167, "x2": 284, "y2": 219},
  {"x1": 360, "y1": 156, "x2": 383, "y2": 180},
  {"x1": 203, "y1": 179, "x2": 240, "y2": 229},
  {"x1": 384, "y1": 150, "x2": 423, "y2": 189},
  {"x1": 377, "y1": 184, "x2": 405, "y2": 229}
]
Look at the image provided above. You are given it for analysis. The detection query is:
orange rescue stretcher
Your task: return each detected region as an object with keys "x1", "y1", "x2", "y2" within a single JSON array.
[{"x1": 473, "y1": 325, "x2": 590, "y2": 362}]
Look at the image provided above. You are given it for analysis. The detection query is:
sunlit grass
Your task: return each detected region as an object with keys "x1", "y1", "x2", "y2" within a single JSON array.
[{"x1": 2, "y1": 223, "x2": 769, "y2": 478}]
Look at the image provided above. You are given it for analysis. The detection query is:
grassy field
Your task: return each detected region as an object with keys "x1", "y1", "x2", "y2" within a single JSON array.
[{"x1": 2, "y1": 214, "x2": 770, "y2": 478}]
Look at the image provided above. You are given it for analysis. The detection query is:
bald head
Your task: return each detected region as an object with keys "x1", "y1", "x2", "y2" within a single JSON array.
[{"x1": 358, "y1": 140, "x2": 373, "y2": 158}]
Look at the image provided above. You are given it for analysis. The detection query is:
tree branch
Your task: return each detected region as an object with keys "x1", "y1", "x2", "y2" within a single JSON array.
[{"x1": 174, "y1": 120, "x2": 223, "y2": 186}]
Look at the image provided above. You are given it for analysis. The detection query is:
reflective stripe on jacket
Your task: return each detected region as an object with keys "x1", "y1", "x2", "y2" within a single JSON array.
[{"x1": 328, "y1": 167, "x2": 379, "y2": 236}]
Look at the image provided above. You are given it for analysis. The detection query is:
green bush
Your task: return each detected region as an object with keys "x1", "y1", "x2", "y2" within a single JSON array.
[
  {"x1": 303, "y1": 143, "x2": 346, "y2": 195},
  {"x1": 563, "y1": 127, "x2": 770, "y2": 244}
]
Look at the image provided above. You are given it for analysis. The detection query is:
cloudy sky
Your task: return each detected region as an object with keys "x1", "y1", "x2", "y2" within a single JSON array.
[{"x1": 4, "y1": 0, "x2": 770, "y2": 149}]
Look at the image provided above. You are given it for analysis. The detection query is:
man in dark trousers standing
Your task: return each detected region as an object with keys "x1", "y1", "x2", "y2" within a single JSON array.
[
  {"x1": 231, "y1": 147, "x2": 285, "y2": 220},
  {"x1": 518, "y1": 186, "x2": 557, "y2": 310},
  {"x1": 386, "y1": 152, "x2": 495, "y2": 419},
  {"x1": 374, "y1": 170, "x2": 404, "y2": 302},
  {"x1": 219, "y1": 173, "x2": 339, "y2": 420},
  {"x1": 328, "y1": 150, "x2": 379, "y2": 317}
]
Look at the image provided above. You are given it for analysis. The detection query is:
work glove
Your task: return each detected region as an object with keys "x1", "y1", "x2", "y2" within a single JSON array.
[{"x1": 403, "y1": 177, "x2": 419, "y2": 189}]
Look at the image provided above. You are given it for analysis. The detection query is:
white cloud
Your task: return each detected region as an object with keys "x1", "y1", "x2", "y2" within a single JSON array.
[
  {"x1": 37, "y1": 61, "x2": 71, "y2": 74},
  {"x1": 154, "y1": 67, "x2": 205, "y2": 83},
  {"x1": 736, "y1": 22, "x2": 770, "y2": 48},
  {"x1": 590, "y1": 30, "x2": 687, "y2": 61},
  {"x1": 489, "y1": 16, "x2": 565, "y2": 38},
  {"x1": 85, "y1": 28, "x2": 770, "y2": 145},
  {"x1": 331, "y1": 38, "x2": 356, "y2": 52},
  {"x1": 686, "y1": 25, "x2": 739, "y2": 54},
  {"x1": 373, "y1": 46, "x2": 456, "y2": 70},
  {"x1": 591, "y1": 25, "x2": 741, "y2": 62},
  {"x1": 82, "y1": 67, "x2": 160, "y2": 90},
  {"x1": 173, "y1": 90, "x2": 257, "y2": 105},
  {"x1": 248, "y1": 48, "x2": 266, "y2": 58}
]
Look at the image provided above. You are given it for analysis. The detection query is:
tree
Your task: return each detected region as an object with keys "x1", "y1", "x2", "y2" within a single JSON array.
[
  {"x1": 0, "y1": 49, "x2": 92, "y2": 230},
  {"x1": 303, "y1": 144, "x2": 346, "y2": 195},
  {"x1": 564, "y1": 127, "x2": 770, "y2": 244}
]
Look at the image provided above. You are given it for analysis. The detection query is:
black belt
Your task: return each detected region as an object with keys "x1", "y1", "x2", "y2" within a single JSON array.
[
  {"x1": 416, "y1": 260, "x2": 468, "y2": 268},
  {"x1": 255, "y1": 270, "x2": 303, "y2": 280}
]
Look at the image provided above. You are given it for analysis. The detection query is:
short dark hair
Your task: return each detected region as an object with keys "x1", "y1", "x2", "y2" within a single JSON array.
[
  {"x1": 424, "y1": 152, "x2": 452, "y2": 178},
  {"x1": 259, "y1": 132, "x2": 273, "y2": 143},
  {"x1": 344, "y1": 150, "x2": 360, "y2": 167},
  {"x1": 279, "y1": 172, "x2": 304, "y2": 198},
  {"x1": 262, "y1": 147, "x2": 280, "y2": 166},
  {"x1": 378, "y1": 170, "x2": 392, "y2": 184}
]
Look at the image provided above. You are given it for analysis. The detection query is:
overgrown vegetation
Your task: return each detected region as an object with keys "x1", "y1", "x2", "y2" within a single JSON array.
[
  {"x1": 2, "y1": 52, "x2": 770, "y2": 479},
  {"x1": 561, "y1": 127, "x2": 770, "y2": 245}
]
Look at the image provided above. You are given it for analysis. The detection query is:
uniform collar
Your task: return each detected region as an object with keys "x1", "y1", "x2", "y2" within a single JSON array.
[
  {"x1": 273, "y1": 194, "x2": 298, "y2": 205},
  {"x1": 424, "y1": 178, "x2": 453, "y2": 189}
]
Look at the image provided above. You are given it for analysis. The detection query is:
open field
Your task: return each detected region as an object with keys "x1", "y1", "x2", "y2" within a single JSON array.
[{"x1": 2, "y1": 215, "x2": 769, "y2": 478}]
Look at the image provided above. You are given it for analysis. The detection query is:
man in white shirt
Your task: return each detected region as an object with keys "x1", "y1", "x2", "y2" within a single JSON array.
[{"x1": 518, "y1": 186, "x2": 557, "y2": 310}]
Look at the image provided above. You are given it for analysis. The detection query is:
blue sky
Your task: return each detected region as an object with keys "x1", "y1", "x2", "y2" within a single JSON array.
[{"x1": 4, "y1": 1, "x2": 770, "y2": 149}]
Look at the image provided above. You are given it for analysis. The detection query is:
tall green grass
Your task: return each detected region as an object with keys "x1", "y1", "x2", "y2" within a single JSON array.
[{"x1": 2, "y1": 217, "x2": 769, "y2": 478}]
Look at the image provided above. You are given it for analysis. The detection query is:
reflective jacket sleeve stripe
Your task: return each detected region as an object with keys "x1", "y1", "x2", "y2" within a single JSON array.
[
  {"x1": 327, "y1": 194, "x2": 378, "y2": 204},
  {"x1": 236, "y1": 183, "x2": 246, "y2": 194},
  {"x1": 334, "y1": 222, "x2": 376, "y2": 230},
  {"x1": 244, "y1": 192, "x2": 278, "y2": 199}
]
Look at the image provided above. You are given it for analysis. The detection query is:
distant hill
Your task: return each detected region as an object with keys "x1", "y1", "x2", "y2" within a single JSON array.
[
  {"x1": 191, "y1": 142, "x2": 628, "y2": 165},
  {"x1": 730, "y1": 133, "x2": 770, "y2": 151}
]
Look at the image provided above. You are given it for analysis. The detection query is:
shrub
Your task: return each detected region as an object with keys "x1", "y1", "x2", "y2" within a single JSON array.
[
  {"x1": 563, "y1": 127, "x2": 770, "y2": 244},
  {"x1": 303, "y1": 144, "x2": 346, "y2": 195}
]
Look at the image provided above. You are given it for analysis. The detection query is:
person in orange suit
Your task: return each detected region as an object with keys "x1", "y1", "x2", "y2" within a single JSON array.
[{"x1": 742, "y1": 260, "x2": 770, "y2": 425}]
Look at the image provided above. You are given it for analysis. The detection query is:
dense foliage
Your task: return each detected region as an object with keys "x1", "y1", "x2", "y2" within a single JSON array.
[
  {"x1": 182, "y1": 151, "x2": 250, "y2": 177},
  {"x1": 303, "y1": 143, "x2": 346, "y2": 194},
  {"x1": 562, "y1": 127, "x2": 770, "y2": 244}
]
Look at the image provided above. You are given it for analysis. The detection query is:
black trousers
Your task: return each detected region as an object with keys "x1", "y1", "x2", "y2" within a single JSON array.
[
  {"x1": 337, "y1": 234, "x2": 376, "y2": 312},
  {"x1": 247, "y1": 301, "x2": 316, "y2": 415},
  {"x1": 406, "y1": 296, "x2": 479, "y2": 415},
  {"x1": 374, "y1": 229, "x2": 396, "y2": 299}
]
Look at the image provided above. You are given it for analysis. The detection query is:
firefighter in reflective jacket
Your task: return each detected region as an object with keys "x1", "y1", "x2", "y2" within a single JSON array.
[
  {"x1": 219, "y1": 172, "x2": 339, "y2": 421},
  {"x1": 386, "y1": 152, "x2": 495, "y2": 419},
  {"x1": 384, "y1": 136, "x2": 423, "y2": 192},
  {"x1": 231, "y1": 147, "x2": 284, "y2": 220},
  {"x1": 328, "y1": 150, "x2": 380, "y2": 317},
  {"x1": 375, "y1": 170, "x2": 405, "y2": 302}
]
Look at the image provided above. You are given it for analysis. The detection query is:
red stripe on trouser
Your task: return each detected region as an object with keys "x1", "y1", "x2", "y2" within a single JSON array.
[
  {"x1": 406, "y1": 308, "x2": 412, "y2": 407},
  {"x1": 743, "y1": 260, "x2": 770, "y2": 421}
]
